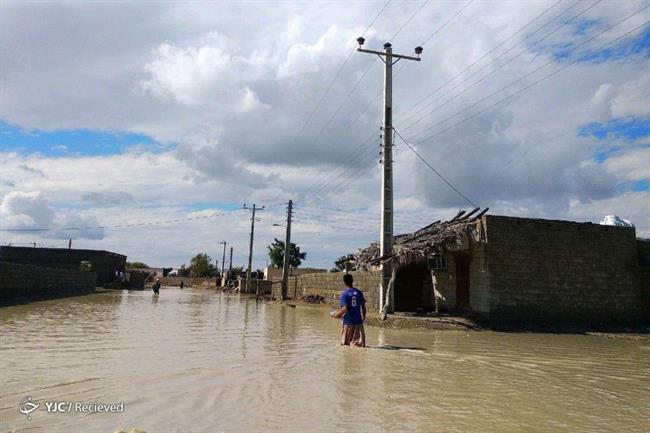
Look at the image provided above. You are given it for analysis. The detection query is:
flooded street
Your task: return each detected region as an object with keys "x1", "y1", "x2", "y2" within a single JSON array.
[{"x1": 1, "y1": 289, "x2": 648, "y2": 433}]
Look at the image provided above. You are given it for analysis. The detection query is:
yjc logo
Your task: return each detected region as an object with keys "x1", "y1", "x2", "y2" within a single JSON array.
[{"x1": 19, "y1": 396, "x2": 39, "y2": 420}]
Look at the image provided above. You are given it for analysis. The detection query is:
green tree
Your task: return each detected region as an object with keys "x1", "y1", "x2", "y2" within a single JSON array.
[
  {"x1": 126, "y1": 261, "x2": 149, "y2": 269},
  {"x1": 230, "y1": 266, "x2": 244, "y2": 277},
  {"x1": 332, "y1": 255, "x2": 355, "y2": 272},
  {"x1": 188, "y1": 253, "x2": 215, "y2": 277},
  {"x1": 267, "y1": 238, "x2": 306, "y2": 268}
]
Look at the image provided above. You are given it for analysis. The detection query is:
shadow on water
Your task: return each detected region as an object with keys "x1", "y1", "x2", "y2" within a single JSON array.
[{"x1": 368, "y1": 344, "x2": 426, "y2": 351}]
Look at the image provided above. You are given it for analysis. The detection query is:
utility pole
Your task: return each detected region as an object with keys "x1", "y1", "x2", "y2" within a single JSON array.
[
  {"x1": 228, "y1": 246, "x2": 233, "y2": 279},
  {"x1": 281, "y1": 200, "x2": 293, "y2": 300},
  {"x1": 243, "y1": 203, "x2": 264, "y2": 294},
  {"x1": 356, "y1": 37, "x2": 422, "y2": 315},
  {"x1": 218, "y1": 240, "x2": 227, "y2": 285},
  {"x1": 68, "y1": 238, "x2": 72, "y2": 249}
]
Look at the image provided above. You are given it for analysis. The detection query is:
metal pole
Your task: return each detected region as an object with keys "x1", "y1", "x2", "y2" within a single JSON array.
[
  {"x1": 380, "y1": 42, "x2": 394, "y2": 314},
  {"x1": 281, "y1": 200, "x2": 293, "y2": 300}
]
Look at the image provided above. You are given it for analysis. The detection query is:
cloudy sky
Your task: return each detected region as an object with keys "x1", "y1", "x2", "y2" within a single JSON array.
[{"x1": 1, "y1": 0, "x2": 648, "y2": 269}]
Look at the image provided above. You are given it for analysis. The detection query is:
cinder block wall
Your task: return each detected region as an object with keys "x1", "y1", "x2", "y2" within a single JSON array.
[
  {"x1": 0, "y1": 246, "x2": 125, "y2": 286},
  {"x1": 289, "y1": 271, "x2": 381, "y2": 310},
  {"x1": 159, "y1": 276, "x2": 215, "y2": 287},
  {"x1": 0, "y1": 262, "x2": 97, "y2": 304},
  {"x1": 483, "y1": 215, "x2": 649, "y2": 325}
]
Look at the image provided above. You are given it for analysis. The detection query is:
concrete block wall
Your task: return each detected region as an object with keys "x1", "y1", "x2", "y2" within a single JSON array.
[
  {"x1": 483, "y1": 215, "x2": 649, "y2": 325},
  {"x1": 468, "y1": 240, "x2": 490, "y2": 315},
  {"x1": 0, "y1": 246, "x2": 125, "y2": 287},
  {"x1": 264, "y1": 267, "x2": 327, "y2": 281},
  {"x1": 0, "y1": 262, "x2": 97, "y2": 304},
  {"x1": 292, "y1": 271, "x2": 381, "y2": 310},
  {"x1": 159, "y1": 276, "x2": 215, "y2": 287}
]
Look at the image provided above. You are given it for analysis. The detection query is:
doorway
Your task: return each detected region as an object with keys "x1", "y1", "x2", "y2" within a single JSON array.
[
  {"x1": 394, "y1": 262, "x2": 429, "y2": 312},
  {"x1": 454, "y1": 253, "x2": 471, "y2": 310}
]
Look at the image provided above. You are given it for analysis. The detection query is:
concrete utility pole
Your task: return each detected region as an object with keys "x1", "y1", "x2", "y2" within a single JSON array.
[
  {"x1": 228, "y1": 246, "x2": 233, "y2": 277},
  {"x1": 356, "y1": 37, "x2": 422, "y2": 315},
  {"x1": 243, "y1": 203, "x2": 264, "y2": 294},
  {"x1": 218, "y1": 240, "x2": 227, "y2": 283},
  {"x1": 281, "y1": 200, "x2": 293, "y2": 300}
]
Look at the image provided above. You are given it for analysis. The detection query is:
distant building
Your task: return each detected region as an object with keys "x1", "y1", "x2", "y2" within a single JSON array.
[
  {"x1": 0, "y1": 246, "x2": 126, "y2": 287},
  {"x1": 263, "y1": 266, "x2": 327, "y2": 281}
]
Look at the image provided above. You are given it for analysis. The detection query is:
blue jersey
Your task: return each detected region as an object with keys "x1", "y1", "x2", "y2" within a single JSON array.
[{"x1": 340, "y1": 287, "x2": 366, "y2": 325}]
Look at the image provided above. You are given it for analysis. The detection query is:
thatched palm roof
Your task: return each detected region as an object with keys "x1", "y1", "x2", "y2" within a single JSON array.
[{"x1": 353, "y1": 207, "x2": 488, "y2": 267}]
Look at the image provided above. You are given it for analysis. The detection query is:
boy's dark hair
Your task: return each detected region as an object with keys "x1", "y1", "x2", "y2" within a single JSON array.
[{"x1": 343, "y1": 274, "x2": 353, "y2": 286}]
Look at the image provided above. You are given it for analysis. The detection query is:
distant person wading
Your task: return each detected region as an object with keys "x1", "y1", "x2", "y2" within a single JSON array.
[
  {"x1": 331, "y1": 274, "x2": 366, "y2": 347},
  {"x1": 152, "y1": 278, "x2": 161, "y2": 295}
]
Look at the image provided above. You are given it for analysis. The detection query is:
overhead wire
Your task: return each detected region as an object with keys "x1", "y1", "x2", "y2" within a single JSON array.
[
  {"x1": 298, "y1": 0, "x2": 571, "y2": 203},
  {"x1": 286, "y1": 0, "x2": 392, "y2": 146},
  {"x1": 0, "y1": 198, "x2": 289, "y2": 234},
  {"x1": 299, "y1": 5, "x2": 649, "y2": 210},
  {"x1": 399, "y1": 0, "x2": 603, "y2": 133},
  {"x1": 396, "y1": 0, "x2": 565, "y2": 121},
  {"x1": 298, "y1": 0, "x2": 475, "y2": 202},
  {"x1": 393, "y1": 127, "x2": 477, "y2": 207},
  {"x1": 407, "y1": 6, "x2": 650, "y2": 144}
]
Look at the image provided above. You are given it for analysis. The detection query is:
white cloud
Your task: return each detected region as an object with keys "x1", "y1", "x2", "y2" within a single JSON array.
[
  {"x1": 0, "y1": 0, "x2": 648, "y2": 266},
  {"x1": 0, "y1": 191, "x2": 104, "y2": 239},
  {"x1": 237, "y1": 86, "x2": 270, "y2": 113},
  {"x1": 603, "y1": 147, "x2": 650, "y2": 181}
]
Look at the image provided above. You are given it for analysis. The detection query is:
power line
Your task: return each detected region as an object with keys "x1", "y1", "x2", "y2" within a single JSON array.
[
  {"x1": 410, "y1": 7, "x2": 650, "y2": 143},
  {"x1": 297, "y1": 0, "x2": 558, "y2": 202},
  {"x1": 0, "y1": 208, "x2": 248, "y2": 233},
  {"x1": 393, "y1": 127, "x2": 477, "y2": 207},
  {"x1": 390, "y1": 0, "x2": 431, "y2": 41},
  {"x1": 287, "y1": 0, "x2": 392, "y2": 146},
  {"x1": 396, "y1": 0, "x2": 565, "y2": 122},
  {"x1": 299, "y1": 12, "x2": 649, "y2": 205},
  {"x1": 399, "y1": 0, "x2": 603, "y2": 133},
  {"x1": 420, "y1": 0, "x2": 475, "y2": 47}
]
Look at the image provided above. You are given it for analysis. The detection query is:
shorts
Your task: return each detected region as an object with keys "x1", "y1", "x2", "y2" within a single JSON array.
[{"x1": 341, "y1": 323, "x2": 366, "y2": 347}]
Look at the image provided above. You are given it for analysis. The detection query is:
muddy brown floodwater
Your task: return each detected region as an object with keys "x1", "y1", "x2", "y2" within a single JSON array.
[{"x1": 1, "y1": 288, "x2": 648, "y2": 432}]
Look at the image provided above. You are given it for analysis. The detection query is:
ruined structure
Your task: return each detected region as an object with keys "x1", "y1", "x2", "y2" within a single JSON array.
[{"x1": 353, "y1": 210, "x2": 650, "y2": 326}]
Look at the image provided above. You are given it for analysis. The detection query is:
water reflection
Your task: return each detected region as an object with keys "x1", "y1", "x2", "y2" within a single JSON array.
[{"x1": 1, "y1": 289, "x2": 648, "y2": 433}]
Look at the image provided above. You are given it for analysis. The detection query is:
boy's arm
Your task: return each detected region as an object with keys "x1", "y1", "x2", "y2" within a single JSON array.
[
  {"x1": 333, "y1": 305, "x2": 348, "y2": 319},
  {"x1": 361, "y1": 304, "x2": 367, "y2": 322},
  {"x1": 333, "y1": 292, "x2": 348, "y2": 319}
]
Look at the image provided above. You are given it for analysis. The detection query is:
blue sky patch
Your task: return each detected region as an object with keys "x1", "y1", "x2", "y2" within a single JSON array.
[
  {"x1": 580, "y1": 117, "x2": 650, "y2": 141},
  {"x1": 633, "y1": 179, "x2": 650, "y2": 192},
  {"x1": 579, "y1": 25, "x2": 650, "y2": 63},
  {"x1": 574, "y1": 19, "x2": 601, "y2": 36},
  {"x1": 0, "y1": 120, "x2": 165, "y2": 156}
]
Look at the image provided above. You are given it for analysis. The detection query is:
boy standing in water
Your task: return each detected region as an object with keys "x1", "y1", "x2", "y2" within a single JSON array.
[
  {"x1": 152, "y1": 278, "x2": 161, "y2": 295},
  {"x1": 331, "y1": 274, "x2": 366, "y2": 347}
]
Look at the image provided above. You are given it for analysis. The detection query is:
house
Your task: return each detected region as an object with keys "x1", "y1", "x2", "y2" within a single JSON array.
[{"x1": 353, "y1": 209, "x2": 650, "y2": 326}]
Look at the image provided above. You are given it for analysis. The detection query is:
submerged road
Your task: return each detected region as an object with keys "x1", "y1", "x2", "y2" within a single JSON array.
[{"x1": 1, "y1": 288, "x2": 648, "y2": 432}]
